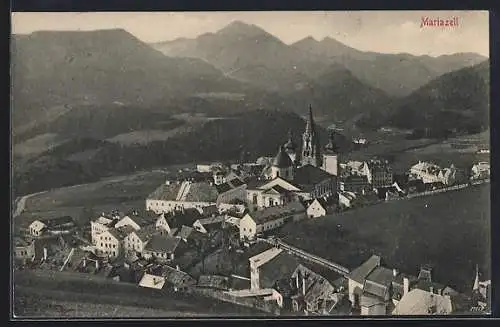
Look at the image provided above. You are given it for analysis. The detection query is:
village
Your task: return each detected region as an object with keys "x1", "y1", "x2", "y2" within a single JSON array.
[{"x1": 13, "y1": 108, "x2": 491, "y2": 316}]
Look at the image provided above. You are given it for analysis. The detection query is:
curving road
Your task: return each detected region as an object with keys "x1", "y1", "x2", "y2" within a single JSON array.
[{"x1": 12, "y1": 191, "x2": 47, "y2": 219}]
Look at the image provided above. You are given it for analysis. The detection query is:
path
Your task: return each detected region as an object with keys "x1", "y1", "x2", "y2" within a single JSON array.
[{"x1": 12, "y1": 191, "x2": 47, "y2": 218}]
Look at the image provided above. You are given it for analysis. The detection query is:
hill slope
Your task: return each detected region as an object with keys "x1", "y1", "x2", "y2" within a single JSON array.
[
  {"x1": 13, "y1": 110, "x2": 346, "y2": 196},
  {"x1": 11, "y1": 29, "x2": 247, "y2": 130},
  {"x1": 357, "y1": 60, "x2": 490, "y2": 137}
]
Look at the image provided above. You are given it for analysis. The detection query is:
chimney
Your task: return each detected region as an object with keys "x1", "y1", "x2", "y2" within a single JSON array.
[
  {"x1": 43, "y1": 247, "x2": 48, "y2": 261},
  {"x1": 176, "y1": 265, "x2": 180, "y2": 271},
  {"x1": 403, "y1": 277, "x2": 409, "y2": 296},
  {"x1": 393, "y1": 269, "x2": 398, "y2": 277}
]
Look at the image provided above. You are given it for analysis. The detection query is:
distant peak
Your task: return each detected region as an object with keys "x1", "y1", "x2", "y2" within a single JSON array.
[{"x1": 218, "y1": 20, "x2": 269, "y2": 36}]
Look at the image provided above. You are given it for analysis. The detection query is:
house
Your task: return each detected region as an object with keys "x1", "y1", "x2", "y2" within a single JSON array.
[
  {"x1": 239, "y1": 201, "x2": 306, "y2": 240},
  {"x1": 14, "y1": 237, "x2": 36, "y2": 263},
  {"x1": 409, "y1": 161, "x2": 443, "y2": 184},
  {"x1": 248, "y1": 246, "x2": 343, "y2": 314},
  {"x1": 29, "y1": 216, "x2": 75, "y2": 237},
  {"x1": 392, "y1": 288, "x2": 453, "y2": 315},
  {"x1": 146, "y1": 179, "x2": 247, "y2": 214},
  {"x1": 306, "y1": 197, "x2": 336, "y2": 218},
  {"x1": 114, "y1": 211, "x2": 158, "y2": 231},
  {"x1": 91, "y1": 213, "x2": 121, "y2": 245},
  {"x1": 29, "y1": 220, "x2": 47, "y2": 237},
  {"x1": 143, "y1": 234, "x2": 185, "y2": 262},
  {"x1": 123, "y1": 225, "x2": 157, "y2": 255},
  {"x1": 246, "y1": 177, "x2": 302, "y2": 210},
  {"x1": 95, "y1": 226, "x2": 133, "y2": 259},
  {"x1": 192, "y1": 215, "x2": 225, "y2": 234},
  {"x1": 340, "y1": 175, "x2": 371, "y2": 195},
  {"x1": 155, "y1": 213, "x2": 171, "y2": 234},
  {"x1": 343, "y1": 161, "x2": 372, "y2": 183},
  {"x1": 367, "y1": 160, "x2": 393, "y2": 188},
  {"x1": 471, "y1": 162, "x2": 490, "y2": 180},
  {"x1": 339, "y1": 191, "x2": 357, "y2": 209}
]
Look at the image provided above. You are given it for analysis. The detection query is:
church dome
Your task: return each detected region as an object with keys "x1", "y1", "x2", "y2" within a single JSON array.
[{"x1": 272, "y1": 146, "x2": 293, "y2": 168}]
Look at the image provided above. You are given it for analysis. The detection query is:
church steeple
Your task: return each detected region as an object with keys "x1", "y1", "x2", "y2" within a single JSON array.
[{"x1": 301, "y1": 105, "x2": 322, "y2": 167}]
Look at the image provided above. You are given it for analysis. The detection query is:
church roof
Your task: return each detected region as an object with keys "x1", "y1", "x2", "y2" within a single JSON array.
[
  {"x1": 294, "y1": 164, "x2": 335, "y2": 189},
  {"x1": 272, "y1": 146, "x2": 293, "y2": 168}
]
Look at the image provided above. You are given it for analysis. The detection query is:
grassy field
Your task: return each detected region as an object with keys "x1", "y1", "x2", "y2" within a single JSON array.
[
  {"x1": 279, "y1": 183, "x2": 491, "y2": 293},
  {"x1": 14, "y1": 170, "x2": 168, "y2": 229},
  {"x1": 13, "y1": 270, "x2": 264, "y2": 318}
]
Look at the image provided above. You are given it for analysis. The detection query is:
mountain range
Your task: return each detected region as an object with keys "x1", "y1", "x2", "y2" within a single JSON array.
[
  {"x1": 153, "y1": 21, "x2": 487, "y2": 97},
  {"x1": 11, "y1": 21, "x2": 490, "y2": 195}
]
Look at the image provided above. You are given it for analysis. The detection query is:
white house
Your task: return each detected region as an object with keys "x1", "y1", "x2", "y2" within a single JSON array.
[
  {"x1": 142, "y1": 234, "x2": 184, "y2": 262},
  {"x1": 14, "y1": 238, "x2": 36, "y2": 262},
  {"x1": 91, "y1": 213, "x2": 121, "y2": 245},
  {"x1": 339, "y1": 191, "x2": 356, "y2": 209},
  {"x1": 392, "y1": 289, "x2": 453, "y2": 315},
  {"x1": 471, "y1": 162, "x2": 490, "y2": 180},
  {"x1": 95, "y1": 226, "x2": 132, "y2": 259},
  {"x1": 155, "y1": 213, "x2": 171, "y2": 233},
  {"x1": 192, "y1": 216, "x2": 225, "y2": 234},
  {"x1": 239, "y1": 201, "x2": 306, "y2": 240},
  {"x1": 146, "y1": 179, "x2": 247, "y2": 214},
  {"x1": 123, "y1": 226, "x2": 157, "y2": 255},
  {"x1": 114, "y1": 213, "x2": 157, "y2": 231},
  {"x1": 306, "y1": 197, "x2": 336, "y2": 218},
  {"x1": 29, "y1": 220, "x2": 47, "y2": 237}
]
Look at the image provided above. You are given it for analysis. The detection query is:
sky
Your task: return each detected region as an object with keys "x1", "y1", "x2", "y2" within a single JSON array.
[{"x1": 11, "y1": 11, "x2": 489, "y2": 57}]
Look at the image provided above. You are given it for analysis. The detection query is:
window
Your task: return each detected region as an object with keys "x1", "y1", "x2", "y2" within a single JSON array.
[
  {"x1": 113, "y1": 244, "x2": 116, "y2": 249},
  {"x1": 100, "y1": 243, "x2": 103, "y2": 247}
]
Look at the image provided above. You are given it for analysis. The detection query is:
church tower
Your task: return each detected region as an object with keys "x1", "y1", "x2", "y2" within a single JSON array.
[
  {"x1": 301, "y1": 105, "x2": 322, "y2": 167},
  {"x1": 322, "y1": 131, "x2": 340, "y2": 177},
  {"x1": 283, "y1": 130, "x2": 298, "y2": 166},
  {"x1": 271, "y1": 145, "x2": 294, "y2": 181}
]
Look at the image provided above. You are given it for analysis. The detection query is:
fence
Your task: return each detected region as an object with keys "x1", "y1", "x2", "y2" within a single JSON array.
[{"x1": 189, "y1": 287, "x2": 280, "y2": 315}]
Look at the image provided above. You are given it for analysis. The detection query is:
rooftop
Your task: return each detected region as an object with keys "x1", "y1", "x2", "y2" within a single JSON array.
[
  {"x1": 40, "y1": 216, "x2": 75, "y2": 228},
  {"x1": 248, "y1": 201, "x2": 305, "y2": 224},
  {"x1": 147, "y1": 183, "x2": 183, "y2": 201},
  {"x1": 144, "y1": 234, "x2": 181, "y2": 254},
  {"x1": 392, "y1": 288, "x2": 453, "y2": 315},
  {"x1": 294, "y1": 165, "x2": 335, "y2": 190},
  {"x1": 348, "y1": 255, "x2": 381, "y2": 284}
]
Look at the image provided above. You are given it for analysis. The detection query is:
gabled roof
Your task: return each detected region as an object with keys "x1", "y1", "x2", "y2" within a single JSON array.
[
  {"x1": 247, "y1": 201, "x2": 305, "y2": 224},
  {"x1": 183, "y1": 182, "x2": 220, "y2": 202},
  {"x1": 178, "y1": 225, "x2": 194, "y2": 240},
  {"x1": 144, "y1": 235, "x2": 181, "y2": 254},
  {"x1": 147, "y1": 183, "x2": 182, "y2": 201},
  {"x1": 348, "y1": 255, "x2": 381, "y2": 284},
  {"x1": 40, "y1": 216, "x2": 75, "y2": 228},
  {"x1": 138, "y1": 273, "x2": 166, "y2": 290},
  {"x1": 134, "y1": 225, "x2": 157, "y2": 243},
  {"x1": 106, "y1": 227, "x2": 131, "y2": 241},
  {"x1": 161, "y1": 265, "x2": 196, "y2": 287},
  {"x1": 167, "y1": 209, "x2": 203, "y2": 228},
  {"x1": 258, "y1": 251, "x2": 302, "y2": 289}
]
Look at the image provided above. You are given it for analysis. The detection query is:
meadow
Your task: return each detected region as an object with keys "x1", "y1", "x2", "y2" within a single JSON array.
[{"x1": 279, "y1": 183, "x2": 491, "y2": 293}]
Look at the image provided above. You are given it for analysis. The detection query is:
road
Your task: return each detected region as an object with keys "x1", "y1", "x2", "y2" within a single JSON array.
[
  {"x1": 12, "y1": 191, "x2": 47, "y2": 218},
  {"x1": 13, "y1": 270, "x2": 264, "y2": 318}
]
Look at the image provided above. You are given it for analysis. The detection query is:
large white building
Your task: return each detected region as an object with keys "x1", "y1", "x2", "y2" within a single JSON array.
[
  {"x1": 239, "y1": 201, "x2": 306, "y2": 240},
  {"x1": 146, "y1": 178, "x2": 247, "y2": 214}
]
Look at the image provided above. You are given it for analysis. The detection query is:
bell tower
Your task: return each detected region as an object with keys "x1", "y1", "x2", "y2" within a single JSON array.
[{"x1": 301, "y1": 105, "x2": 322, "y2": 167}]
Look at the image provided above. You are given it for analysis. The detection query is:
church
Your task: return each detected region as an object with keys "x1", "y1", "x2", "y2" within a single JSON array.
[{"x1": 246, "y1": 106, "x2": 341, "y2": 211}]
